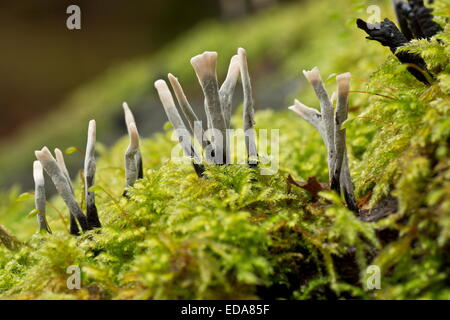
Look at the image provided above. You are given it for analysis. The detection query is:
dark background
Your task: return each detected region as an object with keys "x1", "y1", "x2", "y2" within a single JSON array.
[{"x1": 0, "y1": 0, "x2": 290, "y2": 138}]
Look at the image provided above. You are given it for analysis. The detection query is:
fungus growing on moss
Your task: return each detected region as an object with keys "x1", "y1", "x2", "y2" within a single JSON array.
[
  {"x1": 154, "y1": 79, "x2": 206, "y2": 177},
  {"x1": 123, "y1": 103, "x2": 145, "y2": 196},
  {"x1": 32, "y1": 160, "x2": 51, "y2": 234},
  {"x1": 35, "y1": 147, "x2": 91, "y2": 233},
  {"x1": 84, "y1": 120, "x2": 101, "y2": 229},
  {"x1": 33, "y1": 120, "x2": 103, "y2": 234},
  {"x1": 154, "y1": 48, "x2": 259, "y2": 174},
  {"x1": 289, "y1": 68, "x2": 357, "y2": 211},
  {"x1": 123, "y1": 102, "x2": 143, "y2": 179},
  {"x1": 238, "y1": 48, "x2": 258, "y2": 167},
  {"x1": 54, "y1": 148, "x2": 80, "y2": 235},
  {"x1": 124, "y1": 121, "x2": 142, "y2": 190}
]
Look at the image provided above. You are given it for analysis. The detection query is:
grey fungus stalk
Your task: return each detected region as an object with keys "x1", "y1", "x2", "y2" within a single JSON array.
[
  {"x1": 33, "y1": 161, "x2": 51, "y2": 234},
  {"x1": 35, "y1": 147, "x2": 91, "y2": 233},
  {"x1": 238, "y1": 48, "x2": 258, "y2": 167},
  {"x1": 190, "y1": 51, "x2": 228, "y2": 164},
  {"x1": 154, "y1": 79, "x2": 205, "y2": 177},
  {"x1": 55, "y1": 148, "x2": 80, "y2": 235},
  {"x1": 168, "y1": 73, "x2": 215, "y2": 164},
  {"x1": 154, "y1": 47, "x2": 260, "y2": 175},
  {"x1": 123, "y1": 102, "x2": 143, "y2": 179},
  {"x1": 84, "y1": 120, "x2": 101, "y2": 228},
  {"x1": 289, "y1": 67, "x2": 357, "y2": 212},
  {"x1": 302, "y1": 67, "x2": 336, "y2": 180},
  {"x1": 124, "y1": 121, "x2": 141, "y2": 195},
  {"x1": 219, "y1": 54, "x2": 240, "y2": 128},
  {"x1": 335, "y1": 73, "x2": 357, "y2": 211}
]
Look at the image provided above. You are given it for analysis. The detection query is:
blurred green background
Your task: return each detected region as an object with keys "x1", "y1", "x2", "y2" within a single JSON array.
[{"x1": 0, "y1": 0, "x2": 299, "y2": 190}]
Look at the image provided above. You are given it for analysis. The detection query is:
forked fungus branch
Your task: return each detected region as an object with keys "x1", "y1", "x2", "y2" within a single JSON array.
[
  {"x1": 154, "y1": 47, "x2": 258, "y2": 174},
  {"x1": 289, "y1": 67, "x2": 357, "y2": 211}
]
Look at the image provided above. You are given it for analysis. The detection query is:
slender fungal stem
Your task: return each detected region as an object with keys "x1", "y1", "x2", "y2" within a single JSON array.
[
  {"x1": 219, "y1": 54, "x2": 240, "y2": 128},
  {"x1": 289, "y1": 100, "x2": 325, "y2": 139},
  {"x1": 54, "y1": 148, "x2": 79, "y2": 235},
  {"x1": 123, "y1": 102, "x2": 143, "y2": 179},
  {"x1": 154, "y1": 79, "x2": 205, "y2": 176},
  {"x1": 334, "y1": 73, "x2": 356, "y2": 210},
  {"x1": 289, "y1": 69, "x2": 357, "y2": 212},
  {"x1": 124, "y1": 121, "x2": 140, "y2": 195},
  {"x1": 191, "y1": 51, "x2": 228, "y2": 164},
  {"x1": 303, "y1": 67, "x2": 335, "y2": 181},
  {"x1": 168, "y1": 74, "x2": 215, "y2": 164},
  {"x1": 167, "y1": 74, "x2": 200, "y2": 135},
  {"x1": 35, "y1": 147, "x2": 90, "y2": 233},
  {"x1": 238, "y1": 48, "x2": 258, "y2": 167},
  {"x1": 331, "y1": 73, "x2": 350, "y2": 191},
  {"x1": 84, "y1": 120, "x2": 101, "y2": 228},
  {"x1": 33, "y1": 161, "x2": 51, "y2": 234}
]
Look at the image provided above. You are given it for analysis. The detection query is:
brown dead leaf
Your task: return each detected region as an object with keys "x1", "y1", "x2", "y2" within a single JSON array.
[
  {"x1": 357, "y1": 191, "x2": 372, "y2": 210},
  {"x1": 287, "y1": 174, "x2": 329, "y2": 200}
]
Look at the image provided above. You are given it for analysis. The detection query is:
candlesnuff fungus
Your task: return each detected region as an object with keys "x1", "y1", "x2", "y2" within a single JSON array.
[
  {"x1": 219, "y1": 54, "x2": 240, "y2": 129},
  {"x1": 356, "y1": 0, "x2": 441, "y2": 85},
  {"x1": 124, "y1": 121, "x2": 142, "y2": 193},
  {"x1": 154, "y1": 48, "x2": 259, "y2": 174},
  {"x1": 55, "y1": 148, "x2": 80, "y2": 235},
  {"x1": 32, "y1": 160, "x2": 52, "y2": 234},
  {"x1": 35, "y1": 147, "x2": 91, "y2": 233},
  {"x1": 84, "y1": 120, "x2": 101, "y2": 228},
  {"x1": 154, "y1": 79, "x2": 206, "y2": 177},
  {"x1": 191, "y1": 51, "x2": 229, "y2": 164},
  {"x1": 167, "y1": 73, "x2": 215, "y2": 164},
  {"x1": 289, "y1": 67, "x2": 357, "y2": 211},
  {"x1": 238, "y1": 48, "x2": 258, "y2": 167},
  {"x1": 123, "y1": 102, "x2": 143, "y2": 179}
]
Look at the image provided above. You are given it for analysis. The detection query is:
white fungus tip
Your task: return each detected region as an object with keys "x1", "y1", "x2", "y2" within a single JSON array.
[
  {"x1": 190, "y1": 51, "x2": 218, "y2": 79},
  {"x1": 122, "y1": 101, "x2": 136, "y2": 131},
  {"x1": 88, "y1": 120, "x2": 96, "y2": 139},
  {"x1": 154, "y1": 79, "x2": 168, "y2": 90},
  {"x1": 33, "y1": 160, "x2": 44, "y2": 183},
  {"x1": 227, "y1": 55, "x2": 240, "y2": 77},
  {"x1": 128, "y1": 122, "x2": 140, "y2": 149},
  {"x1": 289, "y1": 100, "x2": 315, "y2": 117},
  {"x1": 54, "y1": 148, "x2": 64, "y2": 164},
  {"x1": 168, "y1": 73, "x2": 180, "y2": 88},
  {"x1": 336, "y1": 72, "x2": 351, "y2": 94},
  {"x1": 168, "y1": 73, "x2": 185, "y2": 99},
  {"x1": 168, "y1": 73, "x2": 177, "y2": 81},
  {"x1": 288, "y1": 100, "x2": 302, "y2": 115},
  {"x1": 54, "y1": 148, "x2": 69, "y2": 176},
  {"x1": 155, "y1": 79, "x2": 176, "y2": 107},
  {"x1": 35, "y1": 147, "x2": 54, "y2": 163},
  {"x1": 336, "y1": 72, "x2": 351, "y2": 84},
  {"x1": 303, "y1": 67, "x2": 322, "y2": 83}
]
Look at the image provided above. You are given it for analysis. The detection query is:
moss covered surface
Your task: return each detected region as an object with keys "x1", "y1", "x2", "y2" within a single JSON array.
[{"x1": 0, "y1": 0, "x2": 449, "y2": 299}]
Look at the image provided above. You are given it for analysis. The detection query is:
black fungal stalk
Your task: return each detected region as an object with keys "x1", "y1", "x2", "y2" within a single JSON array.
[{"x1": 357, "y1": 0, "x2": 442, "y2": 85}]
